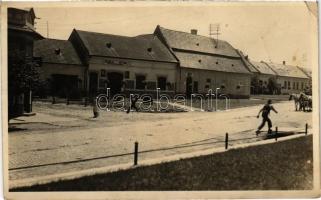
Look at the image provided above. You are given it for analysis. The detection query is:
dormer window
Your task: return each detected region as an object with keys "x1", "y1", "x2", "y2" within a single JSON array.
[
  {"x1": 54, "y1": 48, "x2": 61, "y2": 55},
  {"x1": 106, "y1": 42, "x2": 112, "y2": 48},
  {"x1": 147, "y1": 47, "x2": 152, "y2": 52},
  {"x1": 198, "y1": 59, "x2": 201, "y2": 63}
]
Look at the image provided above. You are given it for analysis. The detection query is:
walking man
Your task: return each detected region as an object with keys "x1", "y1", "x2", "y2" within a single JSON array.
[
  {"x1": 256, "y1": 99, "x2": 278, "y2": 135},
  {"x1": 126, "y1": 95, "x2": 139, "y2": 114}
]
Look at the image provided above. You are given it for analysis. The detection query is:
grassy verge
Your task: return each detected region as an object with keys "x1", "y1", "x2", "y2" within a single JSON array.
[{"x1": 12, "y1": 135, "x2": 313, "y2": 191}]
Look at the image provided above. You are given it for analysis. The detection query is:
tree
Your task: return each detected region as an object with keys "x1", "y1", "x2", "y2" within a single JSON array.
[
  {"x1": 251, "y1": 76, "x2": 259, "y2": 94},
  {"x1": 267, "y1": 77, "x2": 278, "y2": 95},
  {"x1": 8, "y1": 53, "x2": 40, "y2": 119}
]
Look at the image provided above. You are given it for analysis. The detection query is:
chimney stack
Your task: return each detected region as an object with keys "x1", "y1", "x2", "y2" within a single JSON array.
[
  {"x1": 283, "y1": 61, "x2": 286, "y2": 65},
  {"x1": 191, "y1": 29, "x2": 198, "y2": 35}
]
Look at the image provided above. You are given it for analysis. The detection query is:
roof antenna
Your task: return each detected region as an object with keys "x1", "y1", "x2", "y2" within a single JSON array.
[{"x1": 209, "y1": 23, "x2": 220, "y2": 48}]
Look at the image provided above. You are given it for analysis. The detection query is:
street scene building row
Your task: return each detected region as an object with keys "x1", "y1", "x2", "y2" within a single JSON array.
[{"x1": 9, "y1": 7, "x2": 312, "y2": 116}]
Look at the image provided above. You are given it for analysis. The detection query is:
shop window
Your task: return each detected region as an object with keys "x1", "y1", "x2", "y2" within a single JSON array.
[
  {"x1": 136, "y1": 75, "x2": 146, "y2": 90},
  {"x1": 157, "y1": 77, "x2": 167, "y2": 91}
]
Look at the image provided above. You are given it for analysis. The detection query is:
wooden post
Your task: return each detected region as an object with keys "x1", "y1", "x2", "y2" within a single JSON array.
[
  {"x1": 52, "y1": 96, "x2": 56, "y2": 104},
  {"x1": 134, "y1": 142, "x2": 138, "y2": 165},
  {"x1": 225, "y1": 133, "x2": 228, "y2": 150},
  {"x1": 305, "y1": 123, "x2": 308, "y2": 135},
  {"x1": 275, "y1": 126, "x2": 278, "y2": 141}
]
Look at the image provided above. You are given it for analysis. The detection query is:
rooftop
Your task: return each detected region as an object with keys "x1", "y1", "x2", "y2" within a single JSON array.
[
  {"x1": 34, "y1": 38, "x2": 83, "y2": 65},
  {"x1": 71, "y1": 29, "x2": 177, "y2": 63}
]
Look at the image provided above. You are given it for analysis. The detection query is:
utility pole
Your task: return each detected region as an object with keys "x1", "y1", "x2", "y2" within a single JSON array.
[{"x1": 209, "y1": 23, "x2": 221, "y2": 48}]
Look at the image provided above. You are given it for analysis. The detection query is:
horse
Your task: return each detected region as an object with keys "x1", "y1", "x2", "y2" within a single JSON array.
[
  {"x1": 289, "y1": 93, "x2": 302, "y2": 111},
  {"x1": 299, "y1": 93, "x2": 312, "y2": 112}
]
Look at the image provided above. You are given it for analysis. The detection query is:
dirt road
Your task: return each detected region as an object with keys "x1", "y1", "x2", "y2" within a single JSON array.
[{"x1": 8, "y1": 101, "x2": 312, "y2": 183}]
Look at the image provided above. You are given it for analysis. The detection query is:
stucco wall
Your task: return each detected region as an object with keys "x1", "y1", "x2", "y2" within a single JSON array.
[
  {"x1": 277, "y1": 76, "x2": 309, "y2": 94},
  {"x1": 39, "y1": 63, "x2": 85, "y2": 87},
  {"x1": 88, "y1": 56, "x2": 177, "y2": 93},
  {"x1": 176, "y1": 68, "x2": 251, "y2": 97}
]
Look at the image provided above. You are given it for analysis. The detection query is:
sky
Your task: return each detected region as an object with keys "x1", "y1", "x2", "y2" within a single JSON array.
[{"x1": 31, "y1": 2, "x2": 318, "y2": 70}]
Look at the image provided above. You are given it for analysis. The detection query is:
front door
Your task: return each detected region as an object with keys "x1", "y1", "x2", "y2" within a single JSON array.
[
  {"x1": 107, "y1": 72, "x2": 123, "y2": 95},
  {"x1": 89, "y1": 72, "x2": 98, "y2": 96},
  {"x1": 186, "y1": 76, "x2": 193, "y2": 97}
]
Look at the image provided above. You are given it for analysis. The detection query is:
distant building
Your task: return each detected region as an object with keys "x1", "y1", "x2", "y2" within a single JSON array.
[
  {"x1": 266, "y1": 61, "x2": 309, "y2": 95},
  {"x1": 250, "y1": 61, "x2": 277, "y2": 94},
  {"x1": 68, "y1": 29, "x2": 178, "y2": 97},
  {"x1": 154, "y1": 26, "x2": 252, "y2": 98},
  {"x1": 33, "y1": 39, "x2": 85, "y2": 98},
  {"x1": 8, "y1": 7, "x2": 43, "y2": 117}
]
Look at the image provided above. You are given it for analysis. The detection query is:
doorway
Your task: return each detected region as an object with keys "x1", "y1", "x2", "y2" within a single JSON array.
[
  {"x1": 107, "y1": 72, "x2": 123, "y2": 95},
  {"x1": 89, "y1": 72, "x2": 98, "y2": 96},
  {"x1": 186, "y1": 76, "x2": 193, "y2": 97}
]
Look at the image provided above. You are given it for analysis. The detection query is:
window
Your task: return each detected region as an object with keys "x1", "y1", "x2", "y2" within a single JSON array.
[
  {"x1": 284, "y1": 81, "x2": 287, "y2": 88},
  {"x1": 157, "y1": 77, "x2": 167, "y2": 91},
  {"x1": 136, "y1": 75, "x2": 146, "y2": 90},
  {"x1": 124, "y1": 71, "x2": 130, "y2": 79},
  {"x1": 296, "y1": 82, "x2": 299, "y2": 90},
  {"x1": 206, "y1": 78, "x2": 211, "y2": 83},
  {"x1": 288, "y1": 81, "x2": 290, "y2": 89},
  {"x1": 193, "y1": 81, "x2": 198, "y2": 93},
  {"x1": 101, "y1": 70, "x2": 106, "y2": 77},
  {"x1": 293, "y1": 82, "x2": 295, "y2": 89},
  {"x1": 301, "y1": 82, "x2": 304, "y2": 90}
]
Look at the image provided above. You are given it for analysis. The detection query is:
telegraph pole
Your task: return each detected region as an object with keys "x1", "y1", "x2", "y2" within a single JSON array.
[{"x1": 209, "y1": 23, "x2": 221, "y2": 48}]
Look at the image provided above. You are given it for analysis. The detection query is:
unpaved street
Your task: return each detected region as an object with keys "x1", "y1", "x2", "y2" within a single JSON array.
[{"x1": 8, "y1": 101, "x2": 312, "y2": 182}]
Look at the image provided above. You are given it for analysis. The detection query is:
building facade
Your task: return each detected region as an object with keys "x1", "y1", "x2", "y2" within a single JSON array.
[
  {"x1": 68, "y1": 29, "x2": 178, "y2": 97},
  {"x1": 154, "y1": 26, "x2": 252, "y2": 98},
  {"x1": 8, "y1": 7, "x2": 43, "y2": 117},
  {"x1": 33, "y1": 39, "x2": 85, "y2": 98},
  {"x1": 266, "y1": 62, "x2": 309, "y2": 94}
]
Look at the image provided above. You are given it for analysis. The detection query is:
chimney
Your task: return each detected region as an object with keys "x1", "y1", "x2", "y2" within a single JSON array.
[
  {"x1": 283, "y1": 61, "x2": 286, "y2": 65},
  {"x1": 191, "y1": 29, "x2": 198, "y2": 35}
]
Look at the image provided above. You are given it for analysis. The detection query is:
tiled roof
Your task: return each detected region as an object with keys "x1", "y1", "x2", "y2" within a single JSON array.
[
  {"x1": 266, "y1": 63, "x2": 309, "y2": 79},
  {"x1": 250, "y1": 61, "x2": 276, "y2": 75},
  {"x1": 155, "y1": 26, "x2": 240, "y2": 58},
  {"x1": 34, "y1": 39, "x2": 83, "y2": 65},
  {"x1": 175, "y1": 51, "x2": 251, "y2": 74},
  {"x1": 235, "y1": 50, "x2": 259, "y2": 73},
  {"x1": 73, "y1": 30, "x2": 177, "y2": 63},
  {"x1": 297, "y1": 67, "x2": 312, "y2": 78}
]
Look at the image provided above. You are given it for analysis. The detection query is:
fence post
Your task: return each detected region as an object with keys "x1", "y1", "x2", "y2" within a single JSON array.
[
  {"x1": 225, "y1": 133, "x2": 228, "y2": 150},
  {"x1": 305, "y1": 123, "x2": 308, "y2": 135},
  {"x1": 52, "y1": 96, "x2": 56, "y2": 104},
  {"x1": 275, "y1": 126, "x2": 278, "y2": 141},
  {"x1": 134, "y1": 142, "x2": 138, "y2": 166}
]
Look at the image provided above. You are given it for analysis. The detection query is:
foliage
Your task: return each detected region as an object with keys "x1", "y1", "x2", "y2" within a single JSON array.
[
  {"x1": 8, "y1": 54, "x2": 40, "y2": 95},
  {"x1": 267, "y1": 77, "x2": 278, "y2": 95}
]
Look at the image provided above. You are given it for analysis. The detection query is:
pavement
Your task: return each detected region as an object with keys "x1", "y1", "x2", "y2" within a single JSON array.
[{"x1": 8, "y1": 101, "x2": 312, "y2": 187}]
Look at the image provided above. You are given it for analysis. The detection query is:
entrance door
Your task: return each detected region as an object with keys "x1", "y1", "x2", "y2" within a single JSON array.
[
  {"x1": 107, "y1": 72, "x2": 123, "y2": 95},
  {"x1": 186, "y1": 76, "x2": 193, "y2": 97},
  {"x1": 89, "y1": 72, "x2": 98, "y2": 96}
]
